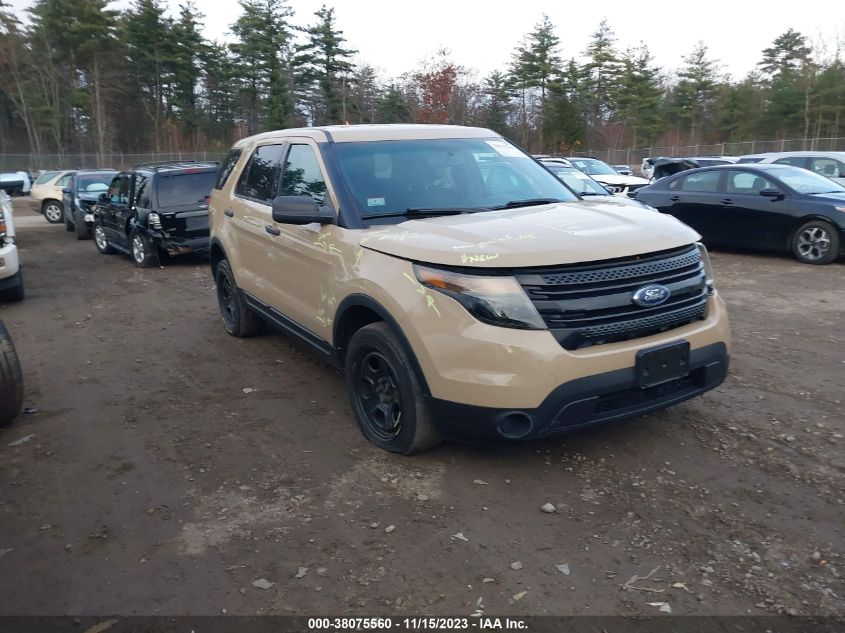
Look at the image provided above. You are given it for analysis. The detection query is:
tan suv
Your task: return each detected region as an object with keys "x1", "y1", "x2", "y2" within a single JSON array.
[{"x1": 209, "y1": 125, "x2": 730, "y2": 454}]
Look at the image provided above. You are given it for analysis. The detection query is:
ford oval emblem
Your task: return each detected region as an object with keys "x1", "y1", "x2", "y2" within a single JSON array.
[{"x1": 632, "y1": 284, "x2": 671, "y2": 307}]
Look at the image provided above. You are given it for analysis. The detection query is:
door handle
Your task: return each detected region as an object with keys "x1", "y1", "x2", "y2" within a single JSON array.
[
  {"x1": 720, "y1": 198, "x2": 733, "y2": 205},
  {"x1": 224, "y1": 209, "x2": 234, "y2": 217},
  {"x1": 265, "y1": 224, "x2": 280, "y2": 236},
  {"x1": 670, "y1": 195, "x2": 680, "y2": 202}
]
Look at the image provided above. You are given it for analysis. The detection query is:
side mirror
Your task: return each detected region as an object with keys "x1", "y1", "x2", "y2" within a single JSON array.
[
  {"x1": 61, "y1": 187, "x2": 72, "y2": 194},
  {"x1": 98, "y1": 192, "x2": 108, "y2": 202},
  {"x1": 271, "y1": 195, "x2": 335, "y2": 225},
  {"x1": 759, "y1": 188, "x2": 784, "y2": 199}
]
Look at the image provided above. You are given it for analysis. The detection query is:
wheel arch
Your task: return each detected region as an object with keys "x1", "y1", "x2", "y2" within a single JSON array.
[
  {"x1": 209, "y1": 238, "x2": 227, "y2": 278},
  {"x1": 787, "y1": 214, "x2": 841, "y2": 250},
  {"x1": 334, "y1": 294, "x2": 431, "y2": 396}
]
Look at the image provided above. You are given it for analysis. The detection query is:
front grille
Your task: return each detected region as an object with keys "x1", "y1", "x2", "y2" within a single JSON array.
[{"x1": 515, "y1": 245, "x2": 708, "y2": 350}]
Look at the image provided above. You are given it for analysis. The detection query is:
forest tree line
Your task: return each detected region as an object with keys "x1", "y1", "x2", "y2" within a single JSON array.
[{"x1": 1, "y1": 0, "x2": 845, "y2": 159}]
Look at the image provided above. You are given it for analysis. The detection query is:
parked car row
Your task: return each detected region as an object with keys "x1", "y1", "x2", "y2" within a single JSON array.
[
  {"x1": 45, "y1": 163, "x2": 217, "y2": 267},
  {"x1": 634, "y1": 163, "x2": 845, "y2": 264},
  {"x1": 533, "y1": 155, "x2": 650, "y2": 196}
]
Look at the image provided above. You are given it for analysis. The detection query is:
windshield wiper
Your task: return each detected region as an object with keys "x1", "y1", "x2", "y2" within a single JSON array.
[
  {"x1": 491, "y1": 198, "x2": 564, "y2": 210},
  {"x1": 364, "y1": 207, "x2": 472, "y2": 220},
  {"x1": 578, "y1": 191, "x2": 606, "y2": 196}
]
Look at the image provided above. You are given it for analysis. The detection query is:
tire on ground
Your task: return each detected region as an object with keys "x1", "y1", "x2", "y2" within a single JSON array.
[
  {"x1": 0, "y1": 320, "x2": 24, "y2": 426},
  {"x1": 345, "y1": 322, "x2": 441, "y2": 455},
  {"x1": 215, "y1": 259, "x2": 262, "y2": 337},
  {"x1": 791, "y1": 219, "x2": 840, "y2": 265}
]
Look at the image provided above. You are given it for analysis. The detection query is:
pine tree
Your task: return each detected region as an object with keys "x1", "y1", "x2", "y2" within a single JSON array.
[
  {"x1": 480, "y1": 71, "x2": 514, "y2": 135},
  {"x1": 171, "y1": 2, "x2": 206, "y2": 146},
  {"x1": 613, "y1": 45, "x2": 663, "y2": 148},
  {"x1": 509, "y1": 15, "x2": 560, "y2": 151},
  {"x1": 376, "y1": 82, "x2": 412, "y2": 123},
  {"x1": 230, "y1": 0, "x2": 295, "y2": 133},
  {"x1": 672, "y1": 41, "x2": 720, "y2": 144},
  {"x1": 294, "y1": 5, "x2": 356, "y2": 125},
  {"x1": 583, "y1": 19, "x2": 620, "y2": 148}
]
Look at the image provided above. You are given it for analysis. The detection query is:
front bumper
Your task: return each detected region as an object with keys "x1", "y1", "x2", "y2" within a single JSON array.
[{"x1": 426, "y1": 341, "x2": 728, "y2": 441}]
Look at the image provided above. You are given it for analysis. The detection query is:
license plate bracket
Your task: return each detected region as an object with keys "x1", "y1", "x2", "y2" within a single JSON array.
[{"x1": 636, "y1": 340, "x2": 690, "y2": 389}]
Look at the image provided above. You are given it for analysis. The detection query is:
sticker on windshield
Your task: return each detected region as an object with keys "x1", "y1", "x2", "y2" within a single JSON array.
[
  {"x1": 367, "y1": 197, "x2": 385, "y2": 207},
  {"x1": 485, "y1": 140, "x2": 527, "y2": 158}
]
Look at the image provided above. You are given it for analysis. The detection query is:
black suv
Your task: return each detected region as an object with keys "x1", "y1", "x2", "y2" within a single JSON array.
[
  {"x1": 92, "y1": 161, "x2": 218, "y2": 267},
  {"x1": 61, "y1": 169, "x2": 117, "y2": 238}
]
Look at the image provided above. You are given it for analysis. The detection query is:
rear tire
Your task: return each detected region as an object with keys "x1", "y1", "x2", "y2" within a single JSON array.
[
  {"x1": 0, "y1": 320, "x2": 24, "y2": 426},
  {"x1": 93, "y1": 224, "x2": 115, "y2": 254},
  {"x1": 42, "y1": 200, "x2": 64, "y2": 224},
  {"x1": 215, "y1": 259, "x2": 262, "y2": 337},
  {"x1": 130, "y1": 228, "x2": 159, "y2": 267},
  {"x1": 345, "y1": 322, "x2": 441, "y2": 455},
  {"x1": 792, "y1": 220, "x2": 839, "y2": 265}
]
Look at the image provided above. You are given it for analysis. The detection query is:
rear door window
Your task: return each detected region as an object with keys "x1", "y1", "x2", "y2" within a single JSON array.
[
  {"x1": 58, "y1": 174, "x2": 73, "y2": 187},
  {"x1": 725, "y1": 170, "x2": 776, "y2": 194},
  {"x1": 36, "y1": 171, "x2": 59, "y2": 184},
  {"x1": 773, "y1": 156, "x2": 808, "y2": 168},
  {"x1": 156, "y1": 171, "x2": 217, "y2": 207},
  {"x1": 810, "y1": 157, "x2": 845, "y2": 178},
  {"x1": 237, "y1": 145, "x2": 285, "y2": 203},
  {"x1": 677, "y1": 171, "x2": 721, "y2": 192}
]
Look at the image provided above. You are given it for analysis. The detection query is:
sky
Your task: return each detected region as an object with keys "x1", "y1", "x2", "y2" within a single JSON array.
[{"x1": 8, "y1": 0, "x2": 845, "y2": 80}]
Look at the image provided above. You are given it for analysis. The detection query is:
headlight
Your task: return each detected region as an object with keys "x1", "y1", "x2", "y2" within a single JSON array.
[
  {"x1": 148, "y1": 212, "x2": 162, "y2": 229},
  {"x1": 414, "y1": 264, "x2": 546, "y2": 330},
  {"x1": 696, "y1": 242, "x2": 716, "y2": 294}
]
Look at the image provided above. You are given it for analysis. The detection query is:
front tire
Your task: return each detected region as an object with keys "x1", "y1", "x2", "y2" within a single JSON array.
[
  {"x1": 130, "y1": 228, "x2": 159, "y2": 267},
  {"x1": 215, "y1": 259, "x2": 262, "y2": 337},
  {"x1": 345, "y1": 322, "x2": 441, "y2": 455},
  {"x1": 792, "y1": 220, "x2": 839, "y2": 265},
  {"x1": 74, "y1": 211, "x2": 91, "y2": 240},
  {"x1": 42, "y1": 200, "x2": 64, "y2": 224},
  {"x1": 93, "y1": 224, "x2": 115, "y2": 254},
  {"x1": 0, "y1": 320, "x2": 24, "y2": 426}
]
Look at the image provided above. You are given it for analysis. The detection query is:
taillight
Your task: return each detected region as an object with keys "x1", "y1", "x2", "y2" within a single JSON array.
[{"x1": 0, "y1": 211, "x2": 6, "y2": 238}]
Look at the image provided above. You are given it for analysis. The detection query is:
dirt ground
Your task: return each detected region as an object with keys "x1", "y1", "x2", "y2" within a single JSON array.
[{"x1": 1, "y1": 198, "x2": 843, "y2": 618}]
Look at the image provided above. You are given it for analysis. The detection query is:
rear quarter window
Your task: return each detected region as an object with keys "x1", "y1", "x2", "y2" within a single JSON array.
[{"x1": 215, "y1": 149, "x2": 243, "y2": 190}]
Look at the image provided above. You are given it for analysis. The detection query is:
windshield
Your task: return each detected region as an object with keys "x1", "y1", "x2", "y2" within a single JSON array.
[
  {"x1": 567, "y1": 158, "x2": 618, "y2": 176},
  {"x1": 156, "y1": 171, "x2": 217, "y2": 207},
  {"x1": 36, "y1": 171, "x2": 60, "y2": 184},
  {"x1": 77, "y1": 173, "x2": 114, "y2": 193},
  {"x1": 545, "y1": 165, "x2": 609, "y2": 196},
  {"x1": 775, "y1": 166, "x2": 845, "y2": 194},
  {"x1": 332, "y1": 137, "x2": 577, "y2": 217}
]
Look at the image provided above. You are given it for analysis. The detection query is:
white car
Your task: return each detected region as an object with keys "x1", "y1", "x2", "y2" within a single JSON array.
[
  {"x1": 0, "y1": 171, "x2": 32, "y2": 197},
  {"x1": 736, "y1": 151, "x2": 845, "y2": 186},
  {"x1": 0, "y1": 191, "x2": 24, "y2": 301},
  {"x1": 564, "y1": 157, "x2": 650, "y2": 196},
  {"x1": 540, "y1": 160, "x2": 657, "y2": 211},
  {"x1": 29, "y1": 170, "x2": 75, "y2": 224}
]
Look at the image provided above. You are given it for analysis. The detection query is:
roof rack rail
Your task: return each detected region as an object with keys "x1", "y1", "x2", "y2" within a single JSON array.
[{"x1": 131, "y1": 159, "x2": 219, "y2": 170}]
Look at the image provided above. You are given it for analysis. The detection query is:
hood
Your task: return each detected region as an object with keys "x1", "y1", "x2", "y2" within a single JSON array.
[
  {"x1": 579, "y1": 195, "x2": 655, "y2": 212},
  {"x1": 590, "y1": 173, "x2": 651, "y2": 186},
  {"x1": 360, "y1": 202, "x2": 699, "y2": 268},
  {"x1": 809, "y1": 191, "x2": 845, "y2": 203}
]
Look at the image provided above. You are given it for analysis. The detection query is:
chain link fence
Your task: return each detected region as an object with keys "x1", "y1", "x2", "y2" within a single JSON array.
[
  {"x1": 0, "y1": 151, "x2": 228, "y2": 172},
  {"x1": 3, "y1": 137, "x2": 845, "y2": 174},
  {"x1": 571, "y1": 137, "x2": 845, "y2": 174}
]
